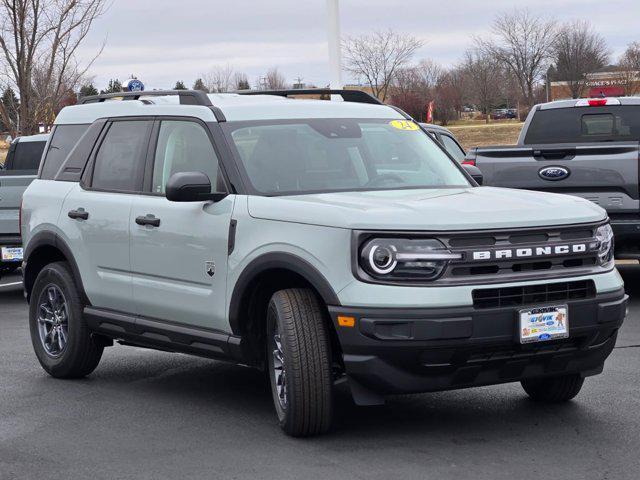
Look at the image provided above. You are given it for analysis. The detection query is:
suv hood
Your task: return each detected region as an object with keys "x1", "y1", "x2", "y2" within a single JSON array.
[{"x1": 247, "y1": 187, "x2": 607, "y2": 230}]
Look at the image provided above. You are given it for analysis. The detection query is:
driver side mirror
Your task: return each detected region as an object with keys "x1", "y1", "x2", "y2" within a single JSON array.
[
  {"x1": 462, "y1": 164, "x2": 483, "y2": 186},
  {"x1": 166, "y1": 171, "x2": 227, "y2": 202}
]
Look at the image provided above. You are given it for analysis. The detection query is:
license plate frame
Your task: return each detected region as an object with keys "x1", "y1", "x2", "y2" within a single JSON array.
[
  {"x1": 519, "y1": 305, "x2": 569, "y2": 344},
  {"x1": 1, "y1": 247, "x2": 23, "y2": 262}
]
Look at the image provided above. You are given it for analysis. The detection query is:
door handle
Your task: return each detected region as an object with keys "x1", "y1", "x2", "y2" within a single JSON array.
[
  {"x1": 135, "y1": 214, "x2": 161, "y2": 227},
  {"x1": 68, "y1": 208, "x2": 89, "y2": 220}
]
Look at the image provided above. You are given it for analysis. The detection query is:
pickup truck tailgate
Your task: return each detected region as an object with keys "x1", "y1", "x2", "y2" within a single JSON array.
[
  {"x1": 0, "y1": 173, "x2": 37, "y2": 235},
  {"x1": 476, "y1": 143, "x2": 640, "y2": 213}
]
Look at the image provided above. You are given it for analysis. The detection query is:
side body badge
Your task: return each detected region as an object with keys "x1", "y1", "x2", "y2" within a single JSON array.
[{"x1": 205, "y1": 261, "x2": 215, "y2": 278}]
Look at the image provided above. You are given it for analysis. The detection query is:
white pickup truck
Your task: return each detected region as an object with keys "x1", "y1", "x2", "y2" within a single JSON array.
[{"x1": 0, "y1": 134, "x2": 48, "y2": 276}]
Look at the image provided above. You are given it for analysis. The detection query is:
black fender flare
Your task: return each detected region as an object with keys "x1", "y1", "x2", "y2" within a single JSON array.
[
  {"x1": 23, "y1": 231, "x2": 88, "y2": 304},
  {"x1": 228, "y1": 252, "x2": 341, "y2": 335}
]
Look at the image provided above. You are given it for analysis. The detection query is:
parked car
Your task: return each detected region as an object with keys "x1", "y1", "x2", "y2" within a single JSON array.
[
  {"x1": 21, "y1": 89, "x2": 626, "y2": 437},
  {"x1": 466, "y1": 97, "x2": 640, "y2": 259},
  {"x1": 420, "y1": 123, "x2": 466, "y2": 163},
  {"x1": 0, "y1": 133, "x2": 48, "y2": 277}
]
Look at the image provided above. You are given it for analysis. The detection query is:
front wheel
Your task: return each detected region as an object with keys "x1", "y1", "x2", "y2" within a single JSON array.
[
  {"x1": 267, "y1": 288, "x2": 333, "y2": 437},
  {"x1": 521, "y1": 374, "x2": 585, "y2": 403}
]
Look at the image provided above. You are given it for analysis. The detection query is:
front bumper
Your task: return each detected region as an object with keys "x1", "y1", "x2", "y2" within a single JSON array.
[
  {"x1": 328, "y1": 288, "x2": 627, "y2": 402},
  {"x1": 610, "y1": 218, "x2": 640, "y2": 259}
]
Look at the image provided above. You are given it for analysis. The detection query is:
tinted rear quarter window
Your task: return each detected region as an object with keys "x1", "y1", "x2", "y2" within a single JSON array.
[
  {"x1": 41, "y1": 124, "x2": 90, "y2": 179},
  {"x1": 10, "y1": 141, "x2": 46, "y2": 171},
  {"x1": 524, "y1": 105, "x2": 640, "y2": 144}
]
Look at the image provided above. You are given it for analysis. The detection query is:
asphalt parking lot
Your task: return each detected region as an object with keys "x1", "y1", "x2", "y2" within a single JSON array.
[{"x1": 1, "y1": 267, "x2": 639, "y2": 480}]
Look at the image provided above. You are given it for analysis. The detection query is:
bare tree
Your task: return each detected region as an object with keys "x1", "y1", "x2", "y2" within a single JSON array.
[
  {"x1": 462, "y1": 50, "x2": 503, "y2": 123},
  {"x1": 0, "y1": 0, "x2": 109, "y2": 135},
  {"x1": 553, "y1": 20, "x2": 610, "y2": 99},
  {"x1": 619, "y1": 41, "x2": 640, "y2": 96},
  {"x1": 391, "y1": 59, "x2": 441, "y2": 121},
  {"x1": 477, "y1": 9, "x2": 557, "y2": 116},
  {"x1": 203, "y1": 64, "x2": 234, "y2": 93},
  {"x1": 391, "y1": 66, "x2": 429, "y2": 120},
  {"x1": 435, "y1": 68, "x2": 466, "y2": 125},
  {"x1": 259, "y1": 67, "x2": 287, "y2": 90},
  {"x1": 342, "y1": 29, "x2": 423, "y2": 101},
  {"x1": 416, "y1": 59, "x2": 442, "y2": 90}
]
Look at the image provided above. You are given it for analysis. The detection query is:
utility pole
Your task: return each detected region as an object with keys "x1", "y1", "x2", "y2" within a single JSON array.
[{"x1": 326, "y1": 0, "x2": 342, "y2": 89}]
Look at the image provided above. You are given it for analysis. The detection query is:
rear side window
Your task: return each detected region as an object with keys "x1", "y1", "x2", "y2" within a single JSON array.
[
  {"x1": 40, "y1": 125, "x2": 89, "y2": 179},
  {"x1": 524, "y1": 106, "x2": 640, "y2": 144},
  {"x1": 91, "y1": 120, "x2": 151, "y2": 192},
  {"x1": 10, "y1": 141, "x2": 45, "y2": 171},
  {"x1": 439, "y1": 134, "x2": 465, "y2": 162}
]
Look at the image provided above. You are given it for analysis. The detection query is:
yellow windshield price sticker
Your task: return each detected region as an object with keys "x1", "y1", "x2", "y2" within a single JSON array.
[{"x1": 389, "y1": 120, "x2": 419, "y2": 131}]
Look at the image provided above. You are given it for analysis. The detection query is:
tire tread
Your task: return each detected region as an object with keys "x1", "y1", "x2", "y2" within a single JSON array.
[
  {"x1": 521, "y1": 374, "x2": 585, "y2": 403},
  {"x1": 270, "y1": 288, "x2": 333, "y2": 436}
]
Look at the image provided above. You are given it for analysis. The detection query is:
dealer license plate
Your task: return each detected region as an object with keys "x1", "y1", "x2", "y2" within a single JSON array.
[
  {"x1": 1, "y1": 247, "x2": 23, "y2": 262},
  {"x1": 519, "y1": 305, "x2": 568, "y2": 344}
]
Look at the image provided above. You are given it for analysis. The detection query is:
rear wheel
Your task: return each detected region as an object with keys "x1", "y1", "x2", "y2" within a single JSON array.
[
  {"x1": 521, "y1": 374, "x2": 585, "y2": 403},
  {"x1": 267, "y1": 288, "x2": 333, "y2": 437},
  {"x1": 29, "y1": 261, "x2": 103, "y2": 378}
]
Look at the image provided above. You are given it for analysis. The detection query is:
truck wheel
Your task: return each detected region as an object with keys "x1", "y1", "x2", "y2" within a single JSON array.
[
  {"x1": 521, "y1": 374, "x2": 585, "y2": 402},
  {"x1": 267, "y1": 288, "x2": 333, "y2": 437},
  {"x1": 29, "y1": 261, "x2": 103, "y2": 378}
]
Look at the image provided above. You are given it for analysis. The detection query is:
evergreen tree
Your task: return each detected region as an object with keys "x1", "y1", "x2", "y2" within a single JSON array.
[
  {"x1": 234, "y1": 72, "x2": 251, "y2": 90},
  {"x1": 174, "y1": 81, "x2": 186, "y2": 90},
  {"x1": 101, "y1": 79, "x2": 122, "y2": 94},
  {"x1": 79, "y1": 84, "x2": 99, "y2": 97},
  {"x1": 0, "y1": 88, "x2": 19, "y2": 132},
  {"x1": 192, "y1": 78, "x2": 208, "y2": 92}
]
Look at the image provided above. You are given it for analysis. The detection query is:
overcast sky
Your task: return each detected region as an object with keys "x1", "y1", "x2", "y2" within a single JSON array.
[{"x1": 77, "y1": 0, "x2": 640, "y2": 91}]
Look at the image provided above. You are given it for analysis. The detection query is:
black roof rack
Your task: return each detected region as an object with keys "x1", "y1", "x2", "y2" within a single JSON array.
[
  {"x1": 237, "y1": 88, "x2": 384, "y2": 105},
  {"x1": 80, "y1": 89, "x2": 213, "y2": 106},
  {"x1": 78, "y1": 89, "x2": 227, "y2": 121}
]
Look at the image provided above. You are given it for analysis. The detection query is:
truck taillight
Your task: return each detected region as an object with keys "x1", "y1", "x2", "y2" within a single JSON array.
[{"x1": 463, "y1": 149, "x2": 477, "y2": 166}]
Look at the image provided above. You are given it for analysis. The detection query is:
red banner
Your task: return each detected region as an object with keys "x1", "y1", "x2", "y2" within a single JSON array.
[{"x1": 426, "y1": 101, "x2": 434, "y2": 123}]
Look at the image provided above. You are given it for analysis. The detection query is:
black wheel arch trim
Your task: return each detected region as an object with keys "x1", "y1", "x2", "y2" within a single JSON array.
[
  {"x1": 23, "y1": 231, "x2": 89, "y2": 304},
  {"x1": 228, "y1": 252, "x2": 341, "y2": 335}
]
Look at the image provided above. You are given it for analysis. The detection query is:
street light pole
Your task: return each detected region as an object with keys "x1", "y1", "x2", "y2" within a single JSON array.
[{"x1": 326, "y1": 0, "x2": 342, "y2": 89}]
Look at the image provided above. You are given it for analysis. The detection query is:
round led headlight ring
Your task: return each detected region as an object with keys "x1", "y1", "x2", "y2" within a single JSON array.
[{"x1": 368, "y1": 244, "x2": 397, "y2": 275}]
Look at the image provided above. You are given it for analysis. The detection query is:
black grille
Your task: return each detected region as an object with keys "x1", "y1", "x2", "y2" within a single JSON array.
[
  {"x1": 438, "y1": 223, "x2": 602, "y2": 284},
  {"x1": 472, "y1": 280, "x2": 596, "y2": 309}
]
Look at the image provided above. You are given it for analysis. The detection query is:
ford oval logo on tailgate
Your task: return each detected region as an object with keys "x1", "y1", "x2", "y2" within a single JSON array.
[{"x1": 539, "y1": 166, "x2": 570, "y2": 181}]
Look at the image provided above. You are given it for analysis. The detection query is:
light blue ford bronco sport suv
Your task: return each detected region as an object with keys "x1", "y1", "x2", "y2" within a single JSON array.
[{"x1": 21, "y1": 89, "x2": 627, "y2": 436}]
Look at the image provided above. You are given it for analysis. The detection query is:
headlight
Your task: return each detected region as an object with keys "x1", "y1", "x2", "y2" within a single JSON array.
[
  {"x1": 359, "y1": 238, "x2": 461, "y2": 282},
  {"x1": 595, "y1": 223, "x2": 614, "y2": 267}
]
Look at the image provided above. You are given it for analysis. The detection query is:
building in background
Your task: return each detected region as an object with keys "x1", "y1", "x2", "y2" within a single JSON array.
[{"x1": 550, "y1": 66, "x2": 640, "y2": 100}]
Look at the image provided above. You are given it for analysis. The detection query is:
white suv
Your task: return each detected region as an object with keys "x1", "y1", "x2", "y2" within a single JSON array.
[{"x1": 20, "y1": 89, "x2": 627, "y2": 436}]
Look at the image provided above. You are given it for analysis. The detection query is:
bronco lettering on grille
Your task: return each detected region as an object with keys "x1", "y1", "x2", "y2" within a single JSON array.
[{"x1": 471, "y1": 243, "x2": 589, "y2": 261}]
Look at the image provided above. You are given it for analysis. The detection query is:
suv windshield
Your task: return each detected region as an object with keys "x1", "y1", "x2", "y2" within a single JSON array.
[{"x1": 224, "y1": 118, "x2": 470, "y2": 195}]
